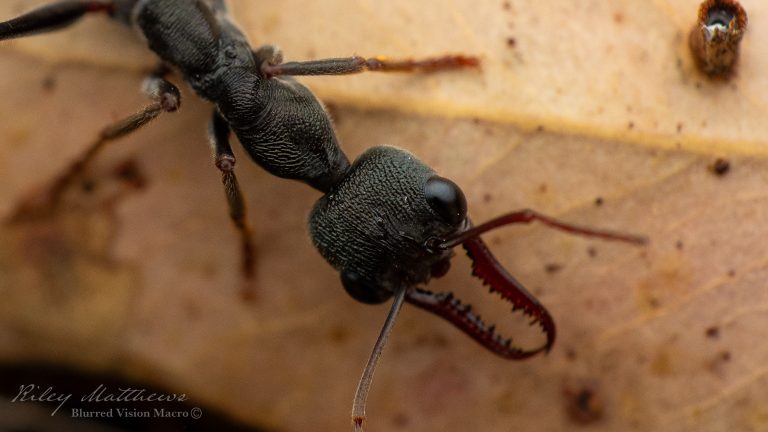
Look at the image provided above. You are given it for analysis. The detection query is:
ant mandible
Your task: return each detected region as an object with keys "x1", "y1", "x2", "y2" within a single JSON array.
[{"x1": 0, "y1": 1, "x2": 645, "y2": 430}]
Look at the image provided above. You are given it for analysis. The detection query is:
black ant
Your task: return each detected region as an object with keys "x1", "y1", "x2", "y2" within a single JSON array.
[{"x1": 0, "y1": 1, "x2": 645, "y2": 430}]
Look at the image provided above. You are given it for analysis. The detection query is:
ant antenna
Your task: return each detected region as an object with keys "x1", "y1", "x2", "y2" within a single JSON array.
[
  {"x1": 352, "y1": 284, "x2": 407, "y2": 431},
  {"x1": 438, "y1": 209, "x2": 647, "y2": 250}
]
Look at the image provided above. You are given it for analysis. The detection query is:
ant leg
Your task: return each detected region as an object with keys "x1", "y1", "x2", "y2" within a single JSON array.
[
  {"x1": 255, "y1": 45, "x2": 479, "y2": 79},
  {"x1": 208, "y1": 110, "x2": 257, "y2": 301},
  {"x1": 7, "y1": 68, "x2": 180, "y2": 222},
  {"x1": 440, "y1": 209, "x2": 647, "y2": 249},
  {"x1": 0, "y1": 0, "x2": 114, "y2": 41}
]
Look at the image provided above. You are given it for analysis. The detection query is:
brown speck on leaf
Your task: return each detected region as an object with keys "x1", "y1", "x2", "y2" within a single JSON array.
[
  {"x1": 41, "y1": 75, "x2": 56, "y2": 92},
  {"x1": 563, "y1": 383, "x2": 604, "y2": 425},
  {"x1": 391, "y1": 412, "x2": 410, "y2": 428},
  {"x1": 705, "y1": 326, "x2": 720, "y2": 339},
  {"x1": 80, "y1": 179, "x2": 96, "y2": 194},
  {"x1": 565, "y1": 348, "x2": 577, "y2": 361},
  {"x1": 545, "y1": 263, "x2": 563, "y2": 274},
  {"x1": 627, "y1": 121, "x2": 635, "y2": 130},
  {"x1": 613, "y1": 12, "x2": 624, "y2": 24},
  {"x1": 502, "y1": 1, "x2": 511, "y2": 11},
  {"x1": 184, "y1": 301, "x2": 202, "y2": 320},
  {"x1": 675, "y1": 240, "x2": 684, "y2": 250},
  {"x1": 483, "y1": 193, "x2": 492, "y2": 203},
  {"x1": 710, "y1": 157, "x2": 731, "y2": 176},
  {"x1": 538, "y1": 183, "x2": 548, "y2": 193},
  {"x1": 112, "y1": 159, "x2": 147, "y2": 190},
  {"x1": 328, "y1": 325, "x2": 351, "y2": 345},
  {"x1": 707, "y1": 350, "x2": 732, "y2": 377},
  {"x1": 676, "y1": 122, "x2": 684, "y2": 133},
  {"x1": 650, "y1": 351, "x2": 674, "y2": 376},
  {"x1": 587, "y1": 247, "x2": 597, "y2": 258},
  {"x1": 727, "y1": 269, "x2": 736, "y2": 277},
  {"x1": 414, "y1": 332, "x2": 449, "y2": 349},
  {"x1": 594, "y1": 196, "x2": 604, "y2": 206},
  {"x1": 506, "y1": 37, "x2": 516, "y2": 47}
]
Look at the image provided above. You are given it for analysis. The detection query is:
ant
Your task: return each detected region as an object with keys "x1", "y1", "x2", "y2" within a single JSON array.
[{"x1": 0, "y1": 1, "x2": 645, "y2": 430}]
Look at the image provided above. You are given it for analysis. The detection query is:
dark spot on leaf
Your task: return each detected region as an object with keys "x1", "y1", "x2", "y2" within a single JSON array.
[
  {"x1": 328, "y1": 324, "x2": 351, "y2": 345},
  {"x1": 563, "y1": 384, "x2": 603, "y2": 425},
  {"x1": 544, "y1": 263, "x2": 563, "y2": 274},
  {"x1": 565, "y1": 348, "x2": 577, "y2": 361},
  {"x1": 710, "y1": 158, "x2": 730, "y2": 176},
  {"x1": 414, "y1": 332, "x2": 449, "y2": 349},
  {"x1": 112, "y1": 159, "x2": 147, "y2": 190},
  {"x1": 707, "y1": 350, "x2": 733, "y2": 377},
  {"x1": 392, "y1": 412, "x2": 410, "y2": 428},
  {"x1": 80, "y1": 180, "x2": 96, "y2": 193},
  {"x1": 41, "y1": 75, "x2": 56, "y2": 92}
]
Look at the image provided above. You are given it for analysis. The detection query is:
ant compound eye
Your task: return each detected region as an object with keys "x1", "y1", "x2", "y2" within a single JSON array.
[{"x1": 425, "y1": 176, "x2": 467, "y2": 226}]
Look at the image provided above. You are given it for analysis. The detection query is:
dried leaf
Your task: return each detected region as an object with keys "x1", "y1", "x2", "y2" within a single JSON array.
[{"x1": 1, "y1": 1, "x2": 767, "y2": 432}]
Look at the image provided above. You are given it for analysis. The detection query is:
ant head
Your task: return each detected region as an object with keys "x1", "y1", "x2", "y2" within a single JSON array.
[
  {"x1": 310, "y1": 146, "x2": 468, "y2": 302},
  {"x1": 309, "y1": 145, "x2": 557, "y2": 358}
]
